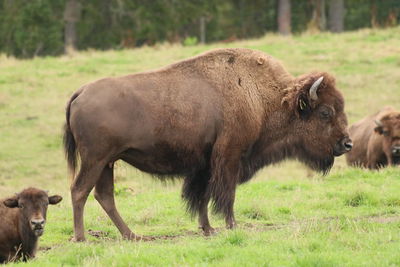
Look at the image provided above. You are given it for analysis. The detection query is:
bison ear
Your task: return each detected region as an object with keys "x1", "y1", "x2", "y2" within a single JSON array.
[
  {"x1": 374, "y1": 127, "x2": 389, "y2": 136},
  {"x1": 296, "y1": 93, "x2": 312, "y2": 119},
  {"x1": 48, "y1": 195, "x2": 63, "y2": 205},
  {"x1": 374, "y1": 120, "x2": 389, "y2": 136},
  {"x1": 374, "y1": 125, "x2": 383, "y2": 135},
  {"x1": 4, "y1": 197, "x2": 19, "y2": 208}
]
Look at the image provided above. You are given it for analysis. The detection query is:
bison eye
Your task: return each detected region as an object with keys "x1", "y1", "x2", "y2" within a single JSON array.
[{"x1": 320, "y1": 110, "x2": 330, "y2": 120}]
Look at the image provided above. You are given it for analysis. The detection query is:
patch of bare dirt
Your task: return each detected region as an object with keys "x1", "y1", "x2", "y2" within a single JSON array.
[
  {"x1": 88, "y1": 229, "x2": 112, "y2": 240},
  {"x1": 84, "y1": 214, "x2": 400, "y2": 241},
  {"x1": 365, "y1": 215, "x2": 400, "y2": 224},
  {"x1": 38, "y1": 246, "x2": 52, "y2": 251}
]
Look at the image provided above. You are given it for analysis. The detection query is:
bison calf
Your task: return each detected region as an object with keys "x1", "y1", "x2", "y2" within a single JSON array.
[
  {"x1": 64, "y1": 48, "x2": 351, "y2": 241},
  {"x1": 346, "y1": 106, "x2": 400, "y2": 169},
  {"x1": 0, "y1": 188, "x2": 62, "y2": 263}
]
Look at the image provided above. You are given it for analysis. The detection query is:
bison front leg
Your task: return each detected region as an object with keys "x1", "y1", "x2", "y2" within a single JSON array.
[
  {"x1": 182, "y1": 170, "x2": 215, "y2": 236},
  {"x1": 209, "y1": 149, "x2": 240, "y2": 230},
  {"x1": 224, "y1": 190, "x2": 237, "y2": 229},
  {"x1": 385, "y1": 151, "x2": 393, "y2": 167},
  {"x1": 198, "y1": 194, "x2": 216, "y2": 236},
  {"x1": 366, "y1": 152, "x2": 380, "y2": 169}
]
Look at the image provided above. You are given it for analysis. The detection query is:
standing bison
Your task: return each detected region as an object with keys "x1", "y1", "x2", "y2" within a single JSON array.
[
  {"x1": 64, "y1": 48, "x2": 352, "y2": 241},
  {"x1": 346, "y1": 106, "x2": 400, "y2": 169}
]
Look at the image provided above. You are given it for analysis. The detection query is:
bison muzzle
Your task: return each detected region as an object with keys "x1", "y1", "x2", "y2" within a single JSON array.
[{"x1": 63, "y1": 48, "x2": 351, "y2": 241}]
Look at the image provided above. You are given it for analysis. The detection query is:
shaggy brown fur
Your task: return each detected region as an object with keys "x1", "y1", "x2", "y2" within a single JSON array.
[
  {"x1": 63, "y1": 48, "x2": 351, "y2": 240},
  {"x1": 0, "y1": 188, "x2": 62, "y2": 263},
  {"x1": 346, "y1": 106, "x2": 400, "y2": 169}
]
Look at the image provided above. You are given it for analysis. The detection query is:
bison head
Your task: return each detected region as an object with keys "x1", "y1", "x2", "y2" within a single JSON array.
[
  {"x1": 3, "y1": 188, "x2": 62, "y2": 237},
  {"x1": 283, "y1": 72, "x2": 352, "y2": 173},
  {"x1": 374, "y1": 111, "x2": 400, "y2": 162}
]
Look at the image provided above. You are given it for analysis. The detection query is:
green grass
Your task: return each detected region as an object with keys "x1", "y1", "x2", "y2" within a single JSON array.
[{"x1": 1, "y1": 27, "x2": 400, "y2": 266}]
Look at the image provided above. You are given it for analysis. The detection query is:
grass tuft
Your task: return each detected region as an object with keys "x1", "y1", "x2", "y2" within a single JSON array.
[
  {"x1": 277, "y1": 207, "x2": 291, "y2": 215},
  {"x1": 384, "y1": 197, "x2": 400, "y2": 207},
  {"x1": 344, "y1": 191, "x2": 378, "y2": 207},
  {"x1": 241, "y1": 205, "x2": 268, "y2": 220},
  {"x1": 223, "y1": 230, "x2": 247, "y2": 246}
]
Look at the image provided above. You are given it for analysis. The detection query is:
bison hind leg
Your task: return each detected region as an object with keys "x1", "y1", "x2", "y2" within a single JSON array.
[
  {"x1": 94, "y1": 164, "x2": 137, "y2": 240},
  {"x1": 71, "y1": 160, "x2": 105, "y2": 242}
]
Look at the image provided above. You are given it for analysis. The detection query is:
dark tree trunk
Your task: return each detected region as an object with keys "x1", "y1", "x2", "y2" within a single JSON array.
[
  {"x1": 319, "y1": 0, "x2": 327, "y2": 30},
  {"x1": 199, "y1": 16, "x2": 206, "y2": 44},
  {"x1": 277, "y1": 0, "x2": 291, "y2": 35},
  {"x1": 328, "y1": 0, "x2": 344, "y2": 32},
  {"x1": 64, "y1": 0, "x2": 81, "y2": 54},
  {"x1": 309, "y1": 0, "x2": 327, "y2": 31},
  {"x1": 370, "y1": 0, "x2": 378, "y2": 28}
]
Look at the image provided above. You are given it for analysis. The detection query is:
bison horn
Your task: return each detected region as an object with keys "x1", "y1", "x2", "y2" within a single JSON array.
[
  {"x1": 309, "y1": 76, "x2": 324, "y2": 101},
  {"x1": 374, "y1": 119, "x2": 383, "y2": 127}
]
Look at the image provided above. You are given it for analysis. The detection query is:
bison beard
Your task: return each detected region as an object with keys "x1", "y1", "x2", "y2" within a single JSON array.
[
  {"x1": 64, "y1": 48, "x2": 350, "y2": 240},
  {"x1": 296, "y1": 146, "x2": 334, "y2": 175}
]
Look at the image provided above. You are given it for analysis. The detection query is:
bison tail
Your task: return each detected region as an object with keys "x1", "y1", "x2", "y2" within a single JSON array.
[
  {"x1": 63, "y1": 123, "x2": 77, "y2": 177},
  {"x1": 63, "y1": 90, "x2": 82, "y2": 178}
]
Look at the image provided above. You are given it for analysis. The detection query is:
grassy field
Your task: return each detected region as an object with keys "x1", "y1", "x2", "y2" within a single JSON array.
[{"x1": 1, "y1": 27, "x2": 400, "y2": 266}]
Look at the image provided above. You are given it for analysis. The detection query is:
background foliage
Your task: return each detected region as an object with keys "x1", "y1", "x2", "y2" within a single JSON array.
[{"x1": 0, "y1": 0, "x2": 399, "y2": 58}]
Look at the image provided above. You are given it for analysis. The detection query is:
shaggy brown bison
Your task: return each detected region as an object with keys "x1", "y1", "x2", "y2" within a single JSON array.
[
  {"x1": 0, "y1": 188, "x2": 62, "y2": 263},
  {"x1": 346, "y1": 106, "x2": 400, "y2": 169},
  {"x1": 63, "y1": 48, "x2": 351, "y2": 241}
]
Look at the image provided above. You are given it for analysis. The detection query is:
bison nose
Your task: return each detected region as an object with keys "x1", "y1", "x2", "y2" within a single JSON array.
[
  {"x1": 343, "y1": 138, "x2": 353, "y2": 152},
  {"x1": 334, "y1": 137, "x2": 352, "y2": 156},
  {"x1": 393, "y1": 146, "x2": 400, "y2": 156},
  {"x1": 30, "y1": 219, "x2": 45, "y2": 228}
]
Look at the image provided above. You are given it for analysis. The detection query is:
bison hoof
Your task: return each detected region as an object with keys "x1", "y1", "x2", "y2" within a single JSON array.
[
  {"x1": 201, "y1": 226, "x2": 217, "y2": 236},
  {"x1": 125, "y1": 234, "x2": 155, "y2": 242},
  {"x1": 70, "y1": 236, "x2": 86, "y2": 242},
  {"x1": 226, "y1": 222, "x2": 237, "y2": 230}
]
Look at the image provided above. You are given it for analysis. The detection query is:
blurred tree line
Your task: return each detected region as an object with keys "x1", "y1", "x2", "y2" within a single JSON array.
[{"x1": 0, "y1": 0, "x2": 398, "y2": 58}]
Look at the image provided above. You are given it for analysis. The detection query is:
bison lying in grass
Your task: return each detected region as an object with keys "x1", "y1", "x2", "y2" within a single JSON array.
[
  {"x1": 0, "y1": 188, "x2": 62, "y2": 263},
  {"x1": 64, "y1": 48, "x2": 352, "y2": 241},
  {"x1": 346, "y1": 106, "x2": 400, "y2": 169}
]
